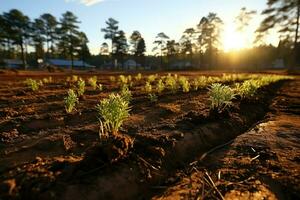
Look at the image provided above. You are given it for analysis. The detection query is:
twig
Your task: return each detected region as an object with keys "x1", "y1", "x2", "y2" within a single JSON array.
[
  {"x1": 205, "y1": 171, "x2": 225, "y2": 200},
  {"x1": 199, "y1": 139, "x2": 234, "y2": 161},
  {"x1": 250, "y1": 154, "x2": 260, "y2": 162},
  {"x1": 137, "y1": 155, "x2": 159, "y2": 171}
]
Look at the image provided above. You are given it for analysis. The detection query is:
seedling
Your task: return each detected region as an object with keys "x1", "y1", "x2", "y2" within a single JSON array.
[
  {"x1": 77, "y1": 79, "x2": 85, "y2": 96},
  {"x1": 98, "y1": 83, "x2": 103, "y2": 91},
  {"x1": 208, "y1": 83, "x2": 235, "y2": 113},
  {"x1": 96, "y1": 93, "x2": 130, "y2": 137},
  {"x1": 72, "y1": 75, "x2": 79, "y2": 82},
  {"x1": 24, "y1": 78, "x2": 41, "y2": 91},
  {"x1": 147, "y1": 74, "x2": 157, "y2": 83},
  {"x1": 120, "y1": 84, "x2": 132, "y2": 102},
  {"x1": 156, "y1": 79, "x2": 165, "y2": 94},
  {"x1": 165, "y1": 75, "x2": 177, "y2": 93},
  {"x1": 148, "y1": 93, "x2": 158, "y2": 102},
  {"x1": 135, "y1": 73, "x2": 142, "y2": 81},
  {"x1": 42, "y1": 76, "x2": 53, "y2": 84},
  {"x1": 88, "y1": 76, "x2": 98, "y2": 90},
  {"x1": 234, "y1": 80, "x2": 259, "y2": 99},
  {"x1": 64, "y1": 89, "x2": 79, "y2": 113},
  {"x1": 144, "y1": 81, "x2": 152, "y2": 93},
  {"x1": 109, "y1": 76, "x2": 116, "y2": 82},
  {"x1": 178, "y1": 76, "x2": 190, "y2": 93}
]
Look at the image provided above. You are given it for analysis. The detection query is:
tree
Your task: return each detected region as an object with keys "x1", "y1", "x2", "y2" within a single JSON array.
[
  {"x1": 235, "y1": 7, "x2": 257, "y2": 32},
  {"x1": 31, "y1": 18, "x2": 45, "y2": 61},
  {"x1": 101, "y1": 18, "x2": 119, "y2": 54},
  {"x1": 40, "y1": 13, "x2": 58, "y2": 58},
  {"x1": 153, "y1": 32, "x2": 169, "y2": 68},
  {"x1": 0, "y1": 14, "x2": 10, "y2": 58},
  {"x1": 130, "y1": 31, "x2": 146, "y2": 67},
  {"x1": 197, "y1": 13, "x2": 223, "y2": 68},
  {"x1": 113, "y1": 30, "x2": 128, "y2": 69},
  {"x1": 76, "y1": 32, "x2": 90, "y2": 65},
  {"x1": 3, "y1": 9, "x2": 31, "y2": 69},
  {"x1": 181, "y1": 28, "x2": 196, "y2": 63},
  {"x1": 58, "y1": 11, "x2": 80, "y2": 69},
  {"x1": 257, "y1": 0, "x2": 300, "y2": 67}
]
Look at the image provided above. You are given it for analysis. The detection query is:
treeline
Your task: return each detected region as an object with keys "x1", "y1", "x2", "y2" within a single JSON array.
[
  {"x1": 0, "y1": 10, "x2": 90, "y2": 68},
  {"x1": 0, "y1": 0, "x2": 299, "y2": 70}
]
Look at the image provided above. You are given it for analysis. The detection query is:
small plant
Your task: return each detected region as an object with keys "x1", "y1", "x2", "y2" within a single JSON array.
[
  {"x1": 156, "y1": 79, "x2": 165, "y2": 94},
  {"x1": 165, "y1": 75, "x2": 177, "y2": 93},
  {"x1": 178, "y1": 76, "x2": 190, "y2": 93},
  {"x1": 72, "y1": 75, "x2": 79, "y2": 82},
  {"x1": 88, "y1": 76, "x2": 98, "y2": 90},
  {"x1": 42, "y1": 76, "x2": 53, "y2": 84},
  {"x1": 208, "y1": 83, "x2": 235, "y2": 113},
  {"x1": 96, "y1": 93, "x2": 130, "y2": 137},
  {"x1": 234, "y1": 80, "x2": 259, "y2": 99},
  {"x1": 119, "y1": 75, "x2": 128, "y2": 84},
  {"x1": 77, "y1": 78, "x2": 85, "y2": 96},
  {"x1": 120, "y1": 84, "x2": 132, "y2": 102},
  {"x1": 109, "y1": 76, "x2": 116, "y2": 82},
  {"x1": 147, "y1": 74, "x2": 157, "y2": 83},
  {"x1": 24, "y1": 78, "x2": 41, "y2": 91},
  {"x1": 118, "y1": 75, "x2": 128, "y2": 89},
  {"x1": 148, "y1": 93, "x2": 158, "y2": 102},
  {"x1": 64, "y1": 89, "x2": 79, "y2": 113},
  {"x1": 98, "y1": 83, "x2": 103, "y2": 91},
  {"x1": 134, "y1": 73, "x2": 142, "y2": 81},
  {"x1": 144, "y1": 81, "x2": 152, "y2": 93}
]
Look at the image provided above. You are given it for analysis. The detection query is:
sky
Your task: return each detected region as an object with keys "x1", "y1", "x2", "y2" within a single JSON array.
[{"x1": 0, "y1": 0, "x2": 276, "y2": 55}]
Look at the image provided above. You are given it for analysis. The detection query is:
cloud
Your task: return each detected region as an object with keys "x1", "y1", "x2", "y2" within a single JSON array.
[{"x1": 65, "y1": 0, "x2": 105, "y2": 6}]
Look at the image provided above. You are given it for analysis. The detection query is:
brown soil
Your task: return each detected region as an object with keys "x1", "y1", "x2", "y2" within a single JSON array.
[
  {"x1": 0, "y1": 70, "x2": 299, "y2": 200},
  {"x1": 151, "y1": 78, "x2": 300, "y2": 200}
]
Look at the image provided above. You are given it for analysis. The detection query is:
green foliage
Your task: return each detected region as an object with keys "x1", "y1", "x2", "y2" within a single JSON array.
[
  {"x1": 64, "y1": 89, "x2": 79, "y2": 113},
  {"x1": 98, "y1": 83, "x2": 103, "y2": 91},
  {"x1": 109, "y1": 76, "x2": 116, "y2": 82},
  {"x1": 156, "y1": 79, "x2": 165, "y2": 94},
  {"x1": 148, "y1": 93, "x2": 158, "y2": 102},
  {"x1": 178, "y1": 76, "x2": 190, "y2": 93},
  {"x1": 42, "y1": 76, "x2": 53, "y2": 84},
  {"x1": 208, "y1": 83, "x2": 235, "y2": 112},
  {"x1": 120, "y1": 84, "x2": 132, "y2": 102},
  {"x1": 165, "y1": 74, "x2": 177, "y2": 93},
  {"x1": 72, "y1": 75, "x2": 78, "y2": 82},
  {"x1": 235, "y1": 75, "x2": 293, "y2": 99},
  {"x1": 24, "y1": 78, "x2": 41, "y2": 91},
  {"x1": 77, "y1": 78, "x2": 85, "y2": 96},
  {"x1": 88, "y1": 76, "x2": 98, "y2": 90},
  {"x1": 234, "y1": 80, "x2": 260, "y2": 99},
  {"x1": 134, "y1": 73, "x2": 142, "y2": 81},
  {"x1": 96, "y1": 93, "x2": 130, "y2": 137},
  {"x1": 147, "y1": 74, "x2": 158, "y2": 83},
  {"x1": 144, "y1": 81, "x2": 152, "y2": 93}
]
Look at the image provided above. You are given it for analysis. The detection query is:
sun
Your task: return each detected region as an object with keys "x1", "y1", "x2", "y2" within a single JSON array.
[{"x1": 222, "y1": 24, "x2": 247, "y2": 52}]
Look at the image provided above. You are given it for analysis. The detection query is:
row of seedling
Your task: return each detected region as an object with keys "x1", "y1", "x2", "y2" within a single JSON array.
[
  {"x1": 24, "y1": 77, "x2": 53, "y2": 91},
  {"x1": 209, "y1": 75, "x2": 293, "y2": 113}
]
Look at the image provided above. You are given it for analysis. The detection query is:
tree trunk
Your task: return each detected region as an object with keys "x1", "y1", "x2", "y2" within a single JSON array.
[
  {"x1": 292, "y1": 0, "x2": 300, "y2": 69},
  {"x1": 160, "y1": 45, "x2": 163, "y2": 70},
  {"x1": 20, "y1": 41, "x2": 26, "y2": 70},
  {"x1": 70, "y1": 33, "x2": 74, "y2": 70}
]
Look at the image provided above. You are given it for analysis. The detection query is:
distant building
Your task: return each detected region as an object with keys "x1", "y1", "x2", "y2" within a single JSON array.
[
  {"x1": 101, "y1": 59, "x2": 142, "y2": 70},
  {"x1": 3, "y1": 59, "x2": 23, "y2": 69},
  {"x1": 46, "y1": 59, "x2": 95, "y2": 69},
  {"x1": 272, "y1": 59, "x2": 286, "y2": 69},
  {"x1": 169, "y1": 61, "x2": 193, "y2": 69},
  {"x1": 123, "y1": 59, "x2": 141, "y2": 70}
]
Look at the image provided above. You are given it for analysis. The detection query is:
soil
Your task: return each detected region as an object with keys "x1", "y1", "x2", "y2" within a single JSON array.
[{"x1": 0, "y1": 70, "x2": 299, "y2": 200}]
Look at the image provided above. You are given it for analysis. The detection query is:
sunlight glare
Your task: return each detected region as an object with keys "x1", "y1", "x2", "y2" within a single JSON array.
[{"x1": 223, "y1": 23, "x2": 247, "y2": 52}]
